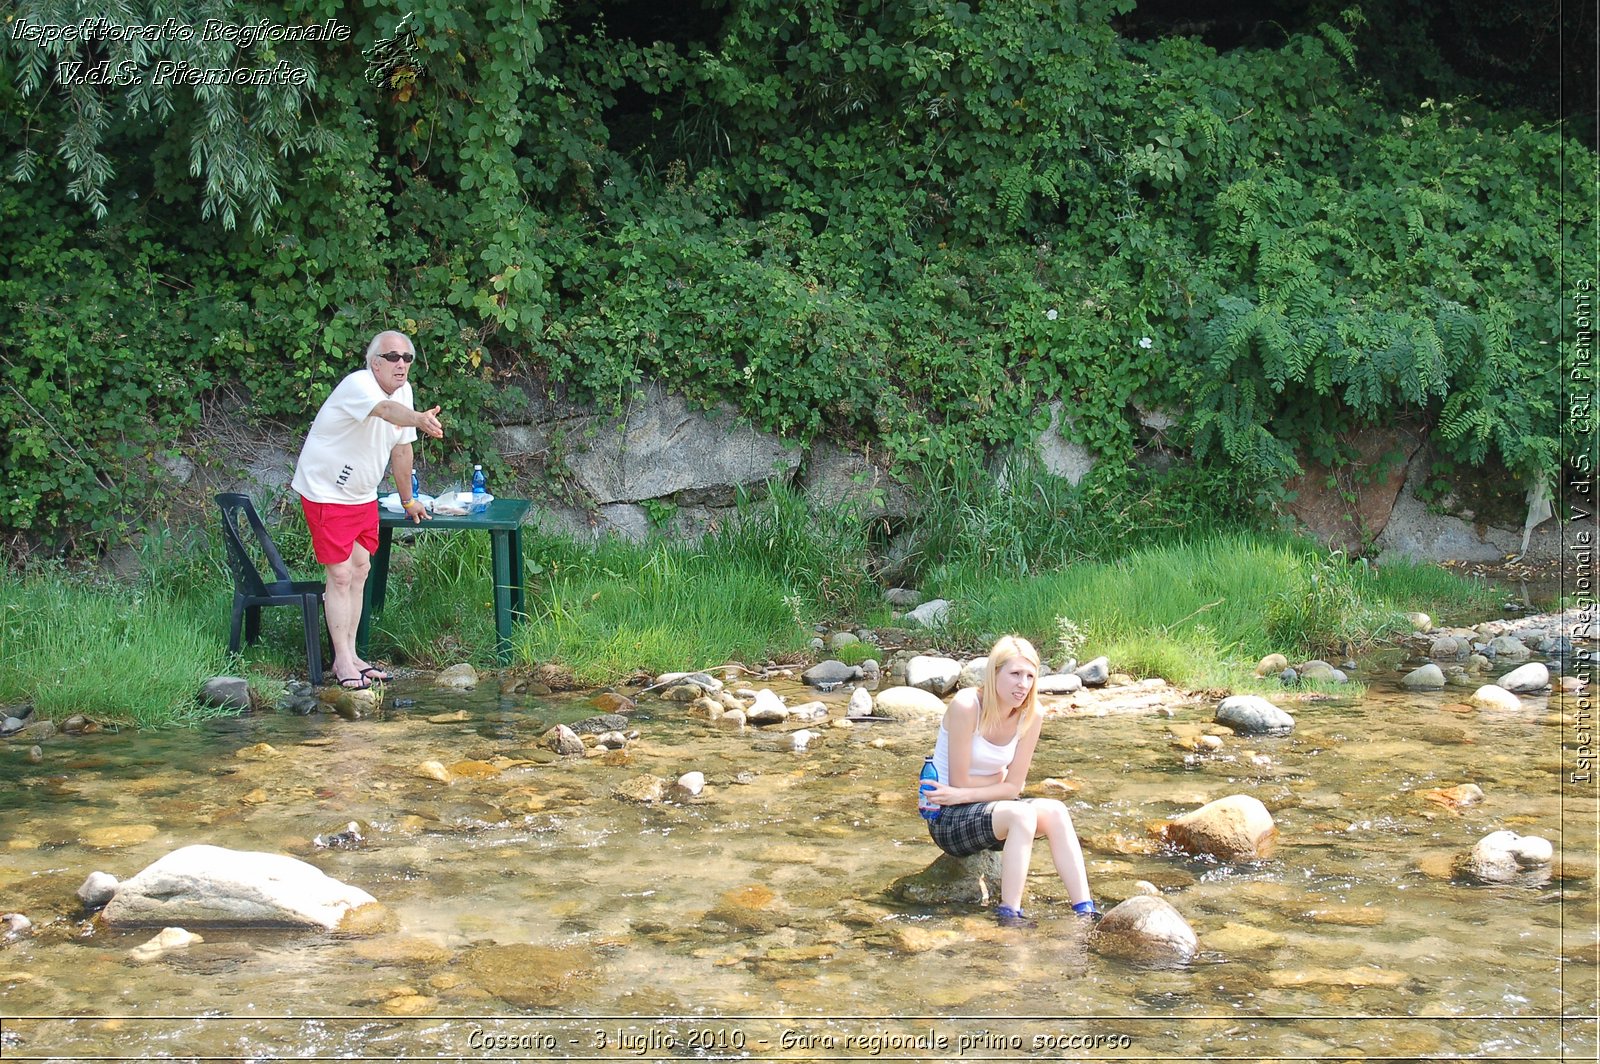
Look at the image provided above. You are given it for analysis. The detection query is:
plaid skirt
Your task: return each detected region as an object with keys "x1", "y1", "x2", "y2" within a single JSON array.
[
  {"x1": 927, "y1": 801, "x2": 1003, "y2": 857},
  {"x1": 927, "y1": 798, "x2": 1046, "y2": 857}
]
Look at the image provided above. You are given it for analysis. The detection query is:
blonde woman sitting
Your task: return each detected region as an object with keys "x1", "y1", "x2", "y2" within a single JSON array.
[{"x1": 921, "y1": 634, "x2": 1097, "y2": 927}]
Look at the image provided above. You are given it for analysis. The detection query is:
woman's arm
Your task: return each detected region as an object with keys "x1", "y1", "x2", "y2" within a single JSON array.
[
  {"x1": 930, "y1": 693, "x2": 1035, "y2": 805},
  {"x1": 1001, "y1": 715, "x2": 1045, "y2": 796}
]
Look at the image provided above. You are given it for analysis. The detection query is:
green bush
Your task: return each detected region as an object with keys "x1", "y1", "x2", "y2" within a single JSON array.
[{"x1": 0, "y1": 1, "x2": 1591, "y2": 553}]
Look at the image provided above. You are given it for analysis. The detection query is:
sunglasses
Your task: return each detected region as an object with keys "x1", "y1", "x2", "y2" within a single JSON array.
[{"x1": 377, "y1": 350, "x2": 415, "y2": 363}]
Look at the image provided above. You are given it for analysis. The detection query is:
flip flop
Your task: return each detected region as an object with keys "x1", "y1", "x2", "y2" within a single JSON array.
[
  {"x1": 336, "y1": 674, "x2": 371, "y2": 690},
  {"x1": 359, "y1": 666, "x2": 392, "y2": 682}
]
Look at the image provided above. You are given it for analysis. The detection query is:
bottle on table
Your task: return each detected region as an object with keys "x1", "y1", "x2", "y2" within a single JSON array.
[
  {"x1": 411, "y1": 469, "x2": 421, "y2": 500},
  {"x1": 918, "y1": 756, "x2": 941, "y2": 821},
  {"x1": 471, "y1": 464, "x2": 488, "y2": 513}
]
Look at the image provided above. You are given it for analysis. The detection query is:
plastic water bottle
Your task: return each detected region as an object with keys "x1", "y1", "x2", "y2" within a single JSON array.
[
  {"x1": 918, "y1": 756, "x2": 941, "y2": 821},
  {"x1": 470, "y1": 464, "x2": 487, "y2": 513},
  {"x1": 411, "y1": 469, "x2": 421, "y2": 500}
]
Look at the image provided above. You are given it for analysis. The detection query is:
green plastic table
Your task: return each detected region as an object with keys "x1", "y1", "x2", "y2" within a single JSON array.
[{"x1": 357, "y1": 498, "x2": 532, "y2": 664}]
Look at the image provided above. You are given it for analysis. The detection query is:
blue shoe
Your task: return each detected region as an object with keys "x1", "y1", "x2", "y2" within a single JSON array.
[
  {"x1": 995, "y1": 905, "x2": 1036, "y2": 929},
  {"x1": 1072, "y1": 900, "x2": 1102, "y2": 920}
]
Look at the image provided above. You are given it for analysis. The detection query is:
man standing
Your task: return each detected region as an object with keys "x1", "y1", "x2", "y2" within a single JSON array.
[{"x1": 291, "y1": 331, "x2": 444, "y2": 688}]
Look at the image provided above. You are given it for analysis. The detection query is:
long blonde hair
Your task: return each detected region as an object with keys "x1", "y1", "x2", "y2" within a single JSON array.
[{"x1": 978, "y1": 634, "x2": 1042, "y2": 735}]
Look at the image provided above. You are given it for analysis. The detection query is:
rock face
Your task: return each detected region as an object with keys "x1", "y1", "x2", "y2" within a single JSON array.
[
  {"x1": 905, "y1": 656, "x2": 962, "y2": 696},
  {"x1": 800, "y1": 439, "x2": 916, "y2": 520},
  {"x1": 1215, "y1": 696, "x2": 1294, "y2": 736},
  {"x1": 873, "y1": 686, "x2": 947, "y2": 721},
  {"x1": 1163, "y1": 795, "x2": 1277, "y2": 860},
  {"x1": 1091, "y1": 895, "x2": 1198, "y2": 965},
  {"x1": 101, "y1": 845, "x2": 376, "y2": 929},
  {"x1": 1457, "y1": 830, "x2": 1554, "y2": 885},
  {"x1": 515, "y1": 383, "x2": 801, "y2": 507},
  {"x1": 1284, "y1": 426, "x2": 1424, "y2": 553}
]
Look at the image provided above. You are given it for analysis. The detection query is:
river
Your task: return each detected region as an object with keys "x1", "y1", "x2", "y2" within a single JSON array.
[{"x1": 1, "y1": 648, "x2": 1594, "y2": 1061}]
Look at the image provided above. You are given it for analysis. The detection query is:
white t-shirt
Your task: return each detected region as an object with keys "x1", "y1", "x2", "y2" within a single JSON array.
[{"x1": 291, "y1": 369, "x2": 418, "y2": 504}]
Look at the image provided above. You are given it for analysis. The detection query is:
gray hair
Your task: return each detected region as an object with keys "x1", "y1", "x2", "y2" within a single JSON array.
[{"x1": 365, "y1": 330, "x2": 415, "y2": 365}]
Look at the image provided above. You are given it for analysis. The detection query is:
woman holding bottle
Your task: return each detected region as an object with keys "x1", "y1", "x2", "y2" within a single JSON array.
[{"x1": 921, "y1": 634, "x2": 1097, "y2": 927}]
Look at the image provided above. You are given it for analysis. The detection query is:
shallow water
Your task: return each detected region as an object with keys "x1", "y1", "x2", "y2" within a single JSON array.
[{"x1": 1, "y1": 659, "x2": 1596, "y2": 1062}]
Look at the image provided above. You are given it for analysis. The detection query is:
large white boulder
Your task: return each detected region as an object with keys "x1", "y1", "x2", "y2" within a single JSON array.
[
  {"x1": 873, "y1": 686, "x2": 947, "y2": 721},
  {"x1": 1497, "y1": 662, "x2": 1550, "y2": 694},
  {"x1": 101, "y1": 845, "x2": 376, "y2": 930},
  {"x1": 1468, "y1": 685, "x2": 1522, "y2": 711},
  {"x1": 905, "y1": 655, "x2": 962, "y2": 696}
]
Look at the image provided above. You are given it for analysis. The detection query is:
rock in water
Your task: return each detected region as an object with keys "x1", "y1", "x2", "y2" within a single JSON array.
[
  {"x1": 872, "y1": 686, "x2": 947, "y2": 721},
  {"x1": 1457, "y1": 830, "x2": 1555, "y2": 885},
  {"x1": 802, "y1": 660, "x2": 860, "y2": 687},
  {"x1": 1468, "y1": 685, "x2": 1522, "y2": 711},
  {"x1": 543, "y1": 724, "x2": 585, "y2": 757},
  {"x1": 1497, "y1": 662, "x2": 1550, "y2": 694},
  {"x1": 1487, "y1": 636, "x2": 1532, "y2": 661},
  {"x1": 1215, "y1": 696, "x2": 1294, "y2": 735},
  {"x1": 101, "y1": 845, "x2": 376, "y2": 929},
  {"x1": 746, "y1": 689, "x2": 790, "y2": 724},
  {"x1": 1091, "y1": 896, "x2": 1198, "y2": 965},
  {"x1": 433, "y1": 663, "x2": 479, "y2": 689},
  {"x1": 672, "y1": 772, "x2": 706, "y2": 798},
  {"x1": 568, "y1": 714, "x2": 629, "y2": 735},
  {"x1": 76, "y1": 871, "x2": 120, "y2": 909},
  {"x1": 128, "y1": 926, "x2": 204, "y2": 964},
  {"x1": 1163, "y1": 795, "x2": 1277, "y2": 860},
  {"x1": 906, "y1": 655, "x2": 962, "y2": 696},
  {"x1": 613, "y1": 776, "x2": 668, "y2": 803},
  {"x1": 1402, "y1": 664, "x2": 1446, "y2": 690},
  {"x1": 887, "y1": 851, "x2": 1003, "y2": 906}
]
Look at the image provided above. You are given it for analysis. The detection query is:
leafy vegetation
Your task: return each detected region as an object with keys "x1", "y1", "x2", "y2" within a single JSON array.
[
  {"x1": 0, "y1": 505, "x2": 1503, "y2": 725},
  {"x1": 0, "y1": 1, "x2": 1591, "y2": 554}
]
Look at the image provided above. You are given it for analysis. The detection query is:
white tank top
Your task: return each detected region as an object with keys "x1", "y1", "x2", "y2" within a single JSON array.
[{"x1": 932, "y1": 722, "x2": 1019, "y2": 783}]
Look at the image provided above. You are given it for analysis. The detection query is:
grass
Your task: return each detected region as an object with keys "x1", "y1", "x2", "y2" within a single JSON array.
[
  {"x1": 0, "y1": 480, "x2": 1508, "y2": 726},
  {"x1": 928, "y1": 534, "x2": 1501, "y2": 691},
  {"x1": 0, "y1": 561, "x2": 232, "y2": 727}
]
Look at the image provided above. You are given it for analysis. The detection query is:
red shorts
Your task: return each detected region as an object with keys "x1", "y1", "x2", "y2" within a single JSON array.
[{"x1": 300, "y1": 497, "x2": 379, "y2": 564}]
